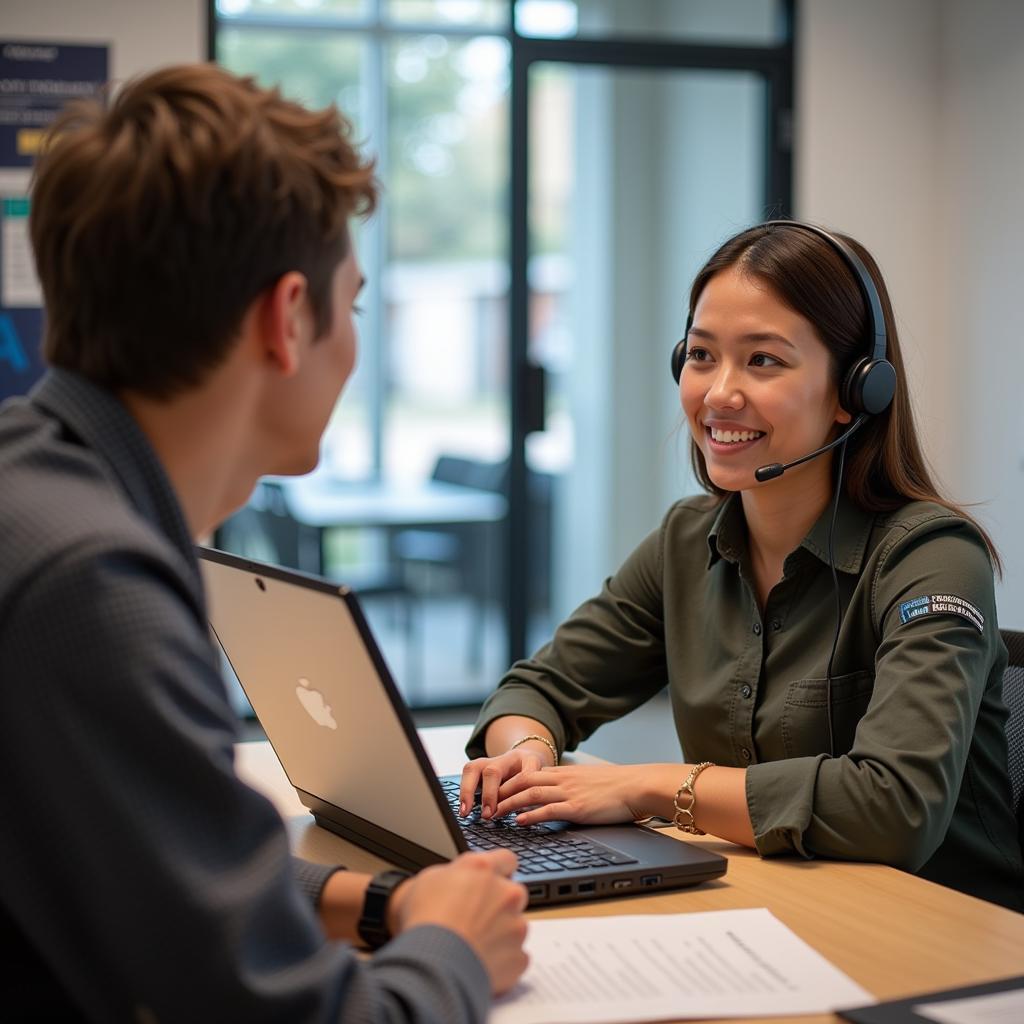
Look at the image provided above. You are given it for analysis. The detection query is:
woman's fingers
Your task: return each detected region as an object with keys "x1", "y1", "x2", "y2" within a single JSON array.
[
  {"x1": 459, "y1": 751, "x2": 546, "y2": 818},
  {"x1": 494, "y1": 769, "x2": 570, "y2": 817},
  {"x1": 512, "y1": 802, "x2": 577, "y2": 827},
  {"x1": 479, "y1": 761, "x2": 507, "y2": 818},
  {"x1": 494, "y1": 765, "x2": 639, "y2": 825},
  {"x1": 458, "y1": 760, "x2": 485, "y2": 817},
  {"x1": 494, "y1": 781, "x2": 563, "y2": 818}
]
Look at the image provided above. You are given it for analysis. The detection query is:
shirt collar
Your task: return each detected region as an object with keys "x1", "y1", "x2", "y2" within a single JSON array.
[
  {"x1": 706, "y1": 493, "x2": 746, "y2": 568},
  {"x1": 29, "y1": 369, "x2": 199, "y2": 582},
  {"x1": 800, "y1": 489, "x2": 875, "y2": 574},
  {"x1": 706, "y1": 488, "x2": 875, "y2": 574}
]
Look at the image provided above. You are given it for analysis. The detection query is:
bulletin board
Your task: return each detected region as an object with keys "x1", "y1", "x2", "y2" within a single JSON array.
[{"x1": 0, "y1": 40, "x2": 108, "y2": 401}]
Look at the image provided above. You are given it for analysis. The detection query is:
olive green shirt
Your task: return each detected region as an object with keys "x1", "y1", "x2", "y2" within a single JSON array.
[{"x1": 468, "y1": 493, "x2": 1024, "y2": 912}]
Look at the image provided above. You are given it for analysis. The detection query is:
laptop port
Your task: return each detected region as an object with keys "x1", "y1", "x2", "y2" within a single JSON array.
[
  {"x1": 576, "y1": 880, "x2": 596, "y2": 894},
  {"x1": 526, "y1": 884, "x2": 547, "y2": 901},
  {"x1": 641, "y1": 874, "x2": 662, "y2": 887},
  {"x1": 556, "y1": 883, "x2": 572, "y2": 896},
  {"x1": 612, "y1": 878, "x2": 633, "y2": 889}
]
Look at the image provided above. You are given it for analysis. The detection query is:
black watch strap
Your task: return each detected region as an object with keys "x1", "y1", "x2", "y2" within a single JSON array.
[{"x1": 357, "y1": 869, "x2": 412, "y2": 950}]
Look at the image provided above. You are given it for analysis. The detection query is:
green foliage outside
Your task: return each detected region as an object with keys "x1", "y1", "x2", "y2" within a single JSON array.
[{"x1": 218, "y1": 26, "x2": 510, "y2": 264}]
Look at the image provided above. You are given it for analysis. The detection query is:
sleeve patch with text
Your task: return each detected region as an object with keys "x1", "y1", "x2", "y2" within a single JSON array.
[{"x1": 898, "y1": 594, "x2": 985, "y2": 633}]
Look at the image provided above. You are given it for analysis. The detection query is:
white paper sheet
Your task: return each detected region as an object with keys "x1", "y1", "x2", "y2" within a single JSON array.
[
  {"x1": 489, "y1": 908, "x2": 873, "y2": 1024},
  {"x1": 915, "y1": 989, "x2": 1024, "y2": 1024}
]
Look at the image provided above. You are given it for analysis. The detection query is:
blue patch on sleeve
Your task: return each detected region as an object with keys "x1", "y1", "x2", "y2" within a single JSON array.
[{"x1": 898, "y1": 594, "x2": 985, "y2": 633}]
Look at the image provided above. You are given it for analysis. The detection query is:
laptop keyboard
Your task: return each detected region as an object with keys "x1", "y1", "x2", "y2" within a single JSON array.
[{"x1": 439, "y1": 779, "x2": 638, "y2": 874}]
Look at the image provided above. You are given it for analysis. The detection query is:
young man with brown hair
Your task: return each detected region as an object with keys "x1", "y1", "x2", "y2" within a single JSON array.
[{"x1": 0, "y1": 63, "x2": 527, "y2": 1022}]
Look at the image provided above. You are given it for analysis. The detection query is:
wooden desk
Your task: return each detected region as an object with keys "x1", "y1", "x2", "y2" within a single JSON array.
[{"x1": 236, "y1": 731, "x2": 1024, "y2": 1024}]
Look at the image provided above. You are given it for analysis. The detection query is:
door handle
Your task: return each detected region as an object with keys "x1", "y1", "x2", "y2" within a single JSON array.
[{"x1": 522, "y1": 361, "x2": 546, "y2": 435}]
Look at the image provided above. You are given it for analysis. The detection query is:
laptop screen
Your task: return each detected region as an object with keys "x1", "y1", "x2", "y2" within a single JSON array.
[{"x1": 199, "y1": 549, "x2": 463, "y2": 862}]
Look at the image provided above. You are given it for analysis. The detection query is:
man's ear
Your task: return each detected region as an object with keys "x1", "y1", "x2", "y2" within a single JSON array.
[{"x1": 259, "y1": 271, "x2": 311, "y2": 377}]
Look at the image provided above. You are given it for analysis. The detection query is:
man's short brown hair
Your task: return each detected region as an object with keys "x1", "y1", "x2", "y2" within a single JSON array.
[{"x1": 30, "y1": 62, "x2": 378, "y2": 398}]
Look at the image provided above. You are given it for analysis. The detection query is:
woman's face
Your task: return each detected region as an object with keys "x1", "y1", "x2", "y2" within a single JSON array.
[{"x1": 680, "y1": 265, "x2": 851, "y2": 494}]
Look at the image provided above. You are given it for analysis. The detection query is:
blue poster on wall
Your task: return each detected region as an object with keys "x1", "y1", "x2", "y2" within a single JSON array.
[{"x1": 0, "y1": 41, "x2": 109, "y2": 403}]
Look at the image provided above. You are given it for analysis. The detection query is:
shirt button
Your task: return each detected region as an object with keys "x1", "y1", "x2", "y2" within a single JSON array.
[
  {"x1": 771, "y1": 619, "x2": 782, "y2": 631},
  {"x1": 740, "y1": 747, "x2": 751, "y2": 762},
  {"x1": 740, "y1": 684, "x2": 752, "y2": 699},
  {"x1": 752, "y1": 623, "x2": 762, "y2": 636}
]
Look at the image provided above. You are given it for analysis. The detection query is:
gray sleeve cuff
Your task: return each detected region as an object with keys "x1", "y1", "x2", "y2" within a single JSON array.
[
  {"x1": 370, "y1": 925, "x2": 491, "y2": 1024},
  {"x1": 291, "y1": 856, "x2": 343, "y2": 907}
]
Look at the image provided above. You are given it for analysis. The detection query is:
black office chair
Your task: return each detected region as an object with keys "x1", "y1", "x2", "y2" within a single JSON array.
[
  {"x1": 1000, "y1": 628, "x2": 1024, "y2": 848},
  {"x1": 390, "y1": 455, "x2": 554, "y2": 674},
  {"x1": 391, "y1": 456, "x2": 506, "y2": 673}
]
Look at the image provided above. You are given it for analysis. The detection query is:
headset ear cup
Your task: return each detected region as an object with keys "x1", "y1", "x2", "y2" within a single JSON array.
[
  {"x1": 840, "y1": 358, "x2": 868, "y2": 415},
  {"x1": 842, "y1": 358, "x2": 897, "y2": 417},
  {"x1": 671, "y1": 339, "x2": 688, "y2": 384},
  {"x1": 859, "y1": 358, "x2": 897, "y2": 415}
]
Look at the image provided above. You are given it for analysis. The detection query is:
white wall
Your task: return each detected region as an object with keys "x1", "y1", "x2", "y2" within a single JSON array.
[
  {"x1": 3, "y1": 0, "x2": 205, "y2": 80},
  {"x1": 935, "y1": 0, "x2": 1024, "y2": 628},
  {"x1": 797, "y1": 0, "x2": 1024, "y2": 626}
]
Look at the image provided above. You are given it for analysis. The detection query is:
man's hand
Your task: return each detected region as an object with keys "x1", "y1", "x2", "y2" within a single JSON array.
[{"x1": 387, "y1": 849, "x2": 529, "y2": 995}]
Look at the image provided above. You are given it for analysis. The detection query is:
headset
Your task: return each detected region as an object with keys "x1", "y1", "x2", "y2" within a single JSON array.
[
  {"x1": 670, "y1": 220, "x2": 897, "y2": 756},
  {"x1": 671, "y1": 219, "x2": 896, "y2": 429}
]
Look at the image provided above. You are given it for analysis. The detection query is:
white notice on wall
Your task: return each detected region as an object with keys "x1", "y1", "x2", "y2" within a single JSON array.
[
  {"x1": 1, "y1": 195, "x2": 42, "y2": 308},
  {"x1": 489, "y1": 908, "x2": 874, "y2": 1024}
]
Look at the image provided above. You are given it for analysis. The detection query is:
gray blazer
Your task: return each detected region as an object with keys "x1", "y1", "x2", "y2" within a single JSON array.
[{"x1": 0, "y1": 369, "x2": 489, "y2": 1023}]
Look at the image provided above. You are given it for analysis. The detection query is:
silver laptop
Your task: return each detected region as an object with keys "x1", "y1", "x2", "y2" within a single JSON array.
[{"x1": 198, "y1": 547, "x2": 727, "y2": 906}]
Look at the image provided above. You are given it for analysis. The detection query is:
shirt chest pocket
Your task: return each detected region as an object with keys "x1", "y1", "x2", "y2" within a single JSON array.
[{"x1": 780, "y1": 670, "x2": 875, "y2": 758}]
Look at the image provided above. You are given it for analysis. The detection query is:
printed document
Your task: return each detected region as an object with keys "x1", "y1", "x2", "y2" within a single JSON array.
[{"x1": 489, "y1": 908, "x2": 873, "y2": 1024}]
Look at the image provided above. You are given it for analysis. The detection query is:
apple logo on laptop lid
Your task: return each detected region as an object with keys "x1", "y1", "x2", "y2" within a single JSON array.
[{"x1": 295, "y1": 677, "x2": 337, "y2": 730}]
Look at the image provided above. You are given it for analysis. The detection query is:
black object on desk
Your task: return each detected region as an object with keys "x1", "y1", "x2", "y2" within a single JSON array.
[{"x1": 838, "y1": 974, "x2": 1024, "y2": 1024}]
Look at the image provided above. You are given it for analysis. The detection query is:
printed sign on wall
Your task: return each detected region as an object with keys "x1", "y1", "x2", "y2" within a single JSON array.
[{"x1": 0, "y1": 41, "x2": 109, "y2": 402}]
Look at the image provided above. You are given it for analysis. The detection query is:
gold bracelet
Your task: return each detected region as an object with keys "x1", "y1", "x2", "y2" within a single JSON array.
[
  {"x1": 510, "y1": 734, "x2": 559, "y2": 767},
  {"x1": 673, "y1": 761, "x2": 715, "y2": 835}
]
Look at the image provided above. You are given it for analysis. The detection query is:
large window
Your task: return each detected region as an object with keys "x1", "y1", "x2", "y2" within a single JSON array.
[{"x1": 212, "y1": 0, "x2": 794, "y2": 709}]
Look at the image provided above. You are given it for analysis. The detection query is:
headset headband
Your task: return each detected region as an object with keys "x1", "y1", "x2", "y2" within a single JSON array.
[{"x1": 762, "y1": 220, "x2": 887, "y2": 366}]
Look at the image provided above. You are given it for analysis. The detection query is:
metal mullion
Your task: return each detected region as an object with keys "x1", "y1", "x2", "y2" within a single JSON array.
[
  {"x1": 218, "y1": 11, "x2": 503, "y2": 39},
  {"x1": 378, "y1": 21, "x2": 508, "y2": 39},
  {"x1": 506, "y1": 37, "x2": 529, "y2": 668},
  {"x1": 368, "y1": 24, "x2": 387, "y2": 482},
  {"x1": 763, "y1": 65, "x2": 793, "y2": 218},
  {"x1": 216, "y1": 13, "x2": 376, "y2": 34},
  {"x1": 514, "y1": 37, "x2": 789, "y2": 75}
]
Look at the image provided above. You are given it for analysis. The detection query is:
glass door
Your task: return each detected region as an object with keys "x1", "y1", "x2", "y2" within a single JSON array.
[{"x1": 520, "y1": 61, "x2": 774, "y2": 651}]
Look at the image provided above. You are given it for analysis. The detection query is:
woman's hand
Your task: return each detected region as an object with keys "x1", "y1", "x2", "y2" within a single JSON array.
[
  {"x1": 459, "y1": 746, "x2": 551, "y2": 820},
  {"x1": 493, "y1": 763, "x2": 670, "y2": 826}
]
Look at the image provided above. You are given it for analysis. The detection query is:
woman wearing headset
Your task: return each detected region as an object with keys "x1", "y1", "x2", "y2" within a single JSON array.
[{"x1": 459, "y1": 222, "x2": 1023, "y2": 911}]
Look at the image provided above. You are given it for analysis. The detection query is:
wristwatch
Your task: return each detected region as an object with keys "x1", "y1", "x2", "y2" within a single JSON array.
[{"x1": 357, "y1": 869, "x2": 412, "y2": 950}]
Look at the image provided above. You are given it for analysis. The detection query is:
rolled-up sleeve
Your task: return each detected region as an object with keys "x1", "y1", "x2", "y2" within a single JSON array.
[{"x1": 746, "y1": 517, "x2": 1004, "y2": 870}]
